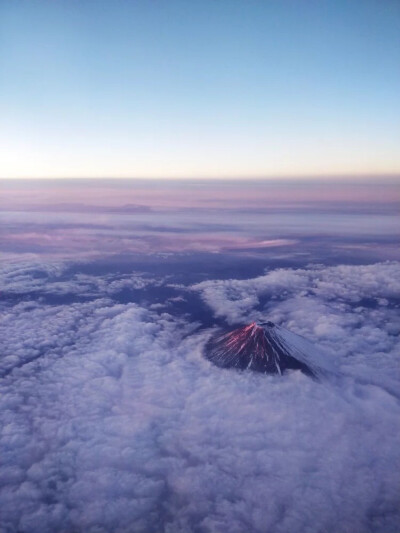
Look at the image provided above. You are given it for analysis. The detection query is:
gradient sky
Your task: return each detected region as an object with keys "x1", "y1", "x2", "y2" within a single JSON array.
[{"x1": 1, "y1": 0, "x2": 400, "y2": 179}]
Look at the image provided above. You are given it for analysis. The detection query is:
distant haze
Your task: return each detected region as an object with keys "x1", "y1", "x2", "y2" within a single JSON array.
[{"x1": 1, "y1": 178, "x2": 398, "y2": 263}]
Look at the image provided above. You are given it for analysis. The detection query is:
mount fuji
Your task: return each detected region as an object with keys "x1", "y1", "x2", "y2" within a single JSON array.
[{"x1": 205, "y1": 321, "x2": 337, "y2": 379}]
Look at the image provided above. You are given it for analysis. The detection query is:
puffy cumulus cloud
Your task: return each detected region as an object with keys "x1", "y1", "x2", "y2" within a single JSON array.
[
  {"x1": 0, "y1": 261, "x2": 67, "y2": 293},
  {"x1": 192, "y1": 262, "x2": 400, "y2": 324},
  {"x1": 0, "y1": 261, "x2": 162, "y2": 298},
  {"x1": 1, "y1": 262, "x2": 400, "y2": 533}
]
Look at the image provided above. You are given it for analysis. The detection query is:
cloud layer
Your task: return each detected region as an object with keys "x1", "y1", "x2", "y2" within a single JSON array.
[
  {"x1": 2, "y1": 181, "x2": 399, "y2": 262},
  {"x1": 1, "y1": 261, "x2": 400, "y2": 532}
]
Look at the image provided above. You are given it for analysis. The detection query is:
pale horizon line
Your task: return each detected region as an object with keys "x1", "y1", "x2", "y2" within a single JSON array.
[{"x1": 2, "y1": 173, "x2": 400, "y2": 183}]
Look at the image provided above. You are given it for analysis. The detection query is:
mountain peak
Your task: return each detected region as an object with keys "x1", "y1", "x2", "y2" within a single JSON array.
[{"x1": 205, "y1": 321, "x2": 336, "y2": 378}]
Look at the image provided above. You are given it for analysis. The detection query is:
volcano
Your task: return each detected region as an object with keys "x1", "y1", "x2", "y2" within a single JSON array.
[{"x1": 205, "y1": 321, "x2": 336, "y2": 379}]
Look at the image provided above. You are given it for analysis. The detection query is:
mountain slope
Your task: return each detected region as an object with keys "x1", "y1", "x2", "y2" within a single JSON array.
[{"x1": 205, "y1": 321, "x2": 336, "y2": 379}]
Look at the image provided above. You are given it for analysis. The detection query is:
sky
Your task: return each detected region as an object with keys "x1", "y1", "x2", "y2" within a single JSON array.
[{"x1": 1, "y1": 0, "x2": 400, "y2": 179}]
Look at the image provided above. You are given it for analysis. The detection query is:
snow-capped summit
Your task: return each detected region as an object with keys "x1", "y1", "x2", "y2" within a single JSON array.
[{"x1": 205, "y1": 321, "x2": 336, "y2": 379}]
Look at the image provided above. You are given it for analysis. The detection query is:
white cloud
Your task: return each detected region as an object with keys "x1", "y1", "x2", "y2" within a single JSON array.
[
  {"x1": 0, "y1": 262, "x2": 399, "y2": 532},
  {"x1": 192, "y1": 262, "x2": 400, "y2": 322},
  {"x1": 0, "y1": 260, "x2": 163, "y2": 298}
]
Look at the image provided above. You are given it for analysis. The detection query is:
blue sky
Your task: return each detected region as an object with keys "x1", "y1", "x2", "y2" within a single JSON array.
[{"x1": 1, "y1": 0, "x2": 399, "y2": 178}]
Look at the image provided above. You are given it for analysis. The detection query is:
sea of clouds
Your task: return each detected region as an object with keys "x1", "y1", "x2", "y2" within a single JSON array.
[{"x1": 1, "y1": 260, "x2": 400, "y2": 533}]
